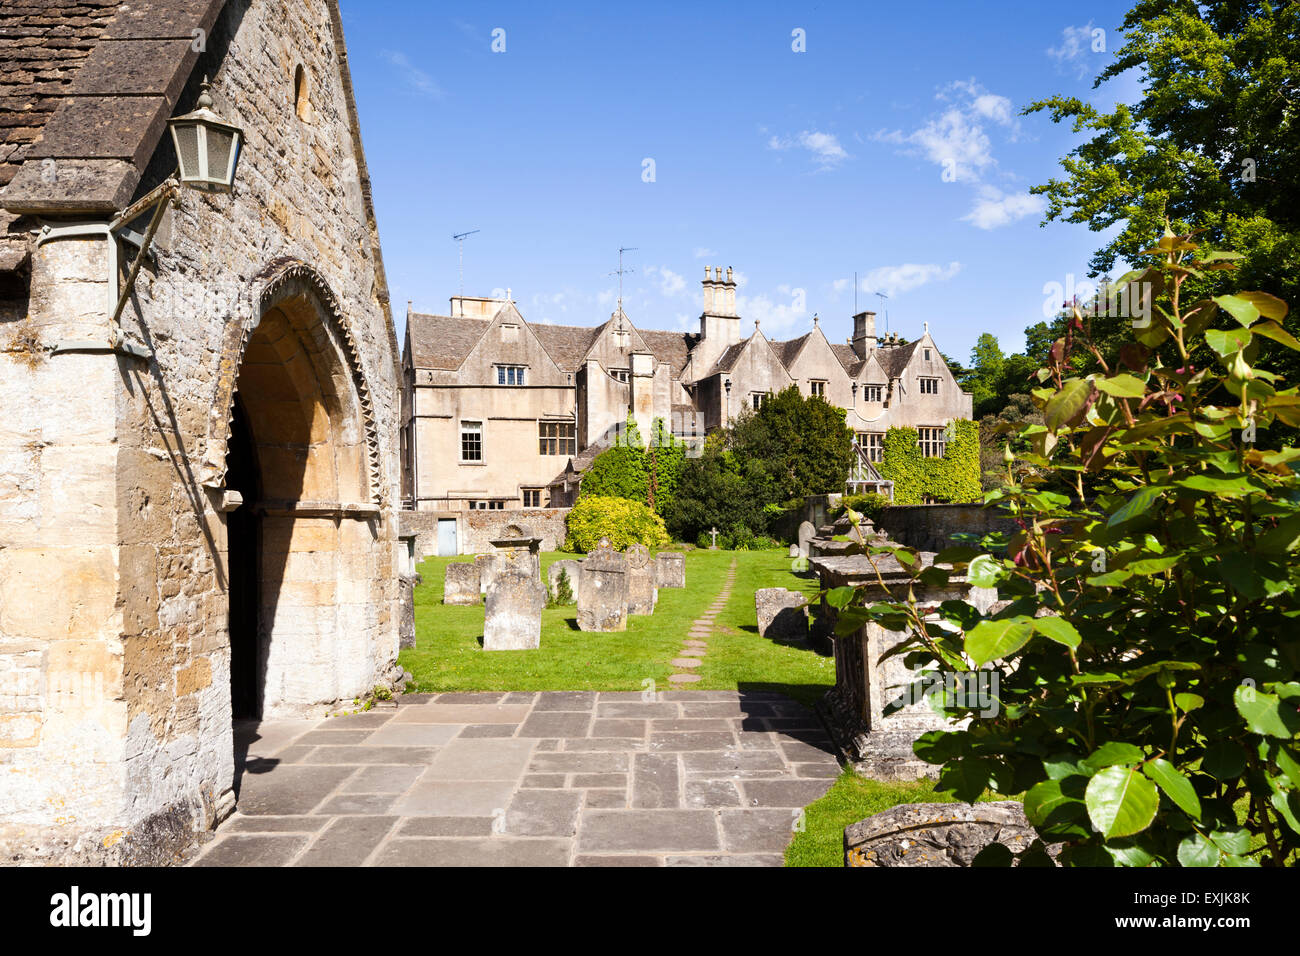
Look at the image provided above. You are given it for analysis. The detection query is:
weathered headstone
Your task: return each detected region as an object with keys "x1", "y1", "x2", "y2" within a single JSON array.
[
  {"x1": 474, "y1": 553, "x2": 493, "y2": 594},
  {"x1": 844, "y1": 802, "x2": 1052, "y2": 867},
  {"x1": 655, "y1": 551, "x2": 685, "y2": 588},
  {"x1": 797, "y1": 520, "x2": 817, "y2": 558},
  {"x1": 491, "y1": 523, "x2": 542, "y2": 582},
  {"x1": 399, "y1": 571, "x2": 421, "y2": 648},
  {"x1": 577, "y1": 537, "x2": 628, "y2": 631},
  {"x1": 625, "y1": 543, "x2": 657, "y2": 615},
  {"x1": 443, "y1": 561, "x2": 481, "y2": 606},
  {"x1": 547, "y1": 559, "x2": 581, "y2": 604},
  {"x1": 788, "y1": 543, "x2": 800, "y2": 559},
  {"x1": 709, "y1": 526, "x2": 719, "y2": 550},
  {"x1": 483, "y1": 568, "x2": 545, "y2": 650},
  {"x1": 755, "y1": 588, "x2": 807, "y2": 643}
]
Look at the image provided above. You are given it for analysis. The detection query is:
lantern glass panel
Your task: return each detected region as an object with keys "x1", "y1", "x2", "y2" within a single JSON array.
[
  {"x1": 206, "y1": 127, "x2": 233, "y2": 182},
  {"x1": 174, "y1": 123, "x2": 201, "y2": 181}
]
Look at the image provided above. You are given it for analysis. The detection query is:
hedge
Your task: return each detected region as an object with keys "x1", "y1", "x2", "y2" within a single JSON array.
[{"x1": 879, "y1": 419, "x2": 980, "y2": 504}]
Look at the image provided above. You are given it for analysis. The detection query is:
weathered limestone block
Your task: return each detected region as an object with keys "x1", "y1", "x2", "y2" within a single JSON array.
[
  {"x1": 755, "y1": 588, "x2": 807, "y2": 643},
  {"x1": 547, "y1": 559, "x2": 581, "y2": 604},
  {"x1": 483, "y1": 570, "x2": 545, "y2": 651},
  {"x1": 655, "y1": 551, "x2": 685, "y2": 588},
  {"x1": 845, "y1": 801, "x2": 1051, "y2": 867},
  {"x1": 475, "y1": 554, "x2": 494, "y2": 594},
  {"x1": 577, "y1": 538, "x2": 628, "y2": 632},
  {"x1": 398, "y1": 572, "x2": 420, "y2": 650},
  {"x1": 443, "y1": 562, "x2": 481, "y2": 606},
  {"x1": 814, "y1": 551, "x2": 999, "y2": 780},
  {"x1": 625, "y1": 543, "x2": 657, "y2": 616},
  {"x1": 797, "y1": 520, "x2": 816, "y2": 558}
]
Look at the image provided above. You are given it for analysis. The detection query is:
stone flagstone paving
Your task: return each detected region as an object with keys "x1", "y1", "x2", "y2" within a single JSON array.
[
  {"x1": 189, "y1": 690, "x2": 839, "y2": 867},
  {"x1": 669, "y1": 559, "x2": 736, "y2": 686}
]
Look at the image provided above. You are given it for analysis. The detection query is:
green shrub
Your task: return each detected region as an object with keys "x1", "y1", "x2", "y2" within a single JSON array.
[
  {"x1": 838, "y1": 492, "x2": 891, "y2": 524},
  {"x1": 564, "y1": 495, "x2": 669, "y2": 553}
]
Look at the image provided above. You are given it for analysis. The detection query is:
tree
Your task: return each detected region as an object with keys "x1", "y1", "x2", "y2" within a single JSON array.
[
  {"x1": 965, "y1": 333, "x2": 1007, "y2": 416},
  {"x1": 1027, "y1": 1, "x2": 1300, "y2": 380},
  {"x1": 729, "y1": 386, "x2": 854, "y2": 502}
]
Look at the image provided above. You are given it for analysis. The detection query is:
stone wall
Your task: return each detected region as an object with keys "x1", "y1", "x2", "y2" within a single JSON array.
[
  {"x1": 461, "y1": 507, "x2": 570, "y2": 555},
  {"x1": 875, "y1": 503, "x2": 1018, "y2": 552},
  {"x1": 0, "y1": 0, "x2": 401, "y2": 864}
]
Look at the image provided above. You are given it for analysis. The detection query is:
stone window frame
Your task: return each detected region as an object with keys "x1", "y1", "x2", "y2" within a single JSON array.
[
  {"x1": 918, "y1": 426, "x2": 946, "y2": 458},
  {"x1": 460, "y1": 420, "x2": 484, "y2": 463},
  {"x1": 496, "y1": 364, "x2": 526, "y2": 386},
  {"x1": 538, "y1": 420, "x2": 577, "y2": 456},
  {"x1": 751, "y1": 391, "x2": 770, "y2": 410},
  {"x1": 856, "y1": 431, "x2": 884, "y2": 463},
  {"x1": 469, "y1": 500, "x2": 505, "y2": 511},
  {"x1": 862, "y1": 383, "x2": 884, "y2": 403},
  {"x1": 919, "y1": 376, "x2": 940, "y2": 395},
  {"x1": 609, "y1": 367, "x2": 631, "y2": 384},
  {"x1": 923, "y1": 347, "x2": 932, "y2": 361},
  {"x1": 521, "y1": 488, "x2": 544, "y2": 508},
  {"x1": 809, "y1": 379, "x2": 827, "y2": 398}
]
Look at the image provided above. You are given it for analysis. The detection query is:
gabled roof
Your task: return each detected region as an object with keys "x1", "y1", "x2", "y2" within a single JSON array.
[
  {"x1": 875, "y1": 340, "x2": 920, "y2": 379},
  {"x1": 637, "y1": 328, "x2": 694, "y2": 374},
  {"x1": 0, "y1": 0, "x2": 227, "y2": 214},
  {"x1": 407, "y1": 312, "x2": 491, "y2": 370},
  {"x1": 829, "y1": 343, "x2": 865, "y2": 377},
  {"x1": 532, "y1": 322, "x2": 603, "y2": 372},
  {"x1": 710, "y1": 341, "x2": 747, "y2": 374},
  {"x1": 772, "y1": 332, "x2": 812, "y2": 367}
]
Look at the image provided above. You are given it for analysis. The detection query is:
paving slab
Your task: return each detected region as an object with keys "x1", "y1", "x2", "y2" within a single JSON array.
[{"x1": 194, "y1": 690, "x2": 839, "y2": 868}]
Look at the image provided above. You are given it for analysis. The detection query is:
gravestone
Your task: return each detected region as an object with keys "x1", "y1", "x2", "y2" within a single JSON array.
[
  {"x1": 399, "y1": 571, "x2": 421, "y2": 648},
  {"x1": 709, "y1": 526, "x2": 719, "y2": 550},
  {"x1": 483, "y1": 568, "x2": 545, "y2": 650},
  {"x1": 844, "y1": 802, "x2": 1052, "y2": 867},
  {"x1": 755, "y1": 588, "x2": 807, "y2": 643},
  {"x1": 797, "y1": 520, "x2": 817, "y2": 558},
  {"x1": 655, "y1": 551, "x2": 685, "y2": 588},
  {"x1": 547, "y1": 559, "x2": 581, "y2": 604},
  {"x1": 577, "y1": 537, "x2": 628, "y2": 631},
  {"x1": 625, "y1": 543, "x2": 657, "y2": 615},
  {"x1": 788, "y1": 543, "x2": 800, "y2": 559},
  {"x1": 483, "y1": 524, "x2": 547, "y2": 650},
  {"x1": 474, "y1": 554, "x2": 494, "y2": 594},
  {"x1": 443, "y1": 562, "x2": 481, "y2": 606}
]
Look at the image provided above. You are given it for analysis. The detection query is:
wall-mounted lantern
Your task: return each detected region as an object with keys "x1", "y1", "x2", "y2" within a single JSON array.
[{"x1": 167, "y1": 78, "x2": 243, "y2": 193}]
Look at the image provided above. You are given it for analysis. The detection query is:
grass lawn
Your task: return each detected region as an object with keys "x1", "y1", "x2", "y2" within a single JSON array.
[
  {"x1": 784, "y1": 770, "x2": 962, "y2": 867},
  {"x1": 401, "y1": 548, "x2": 833, "y2": 707}
]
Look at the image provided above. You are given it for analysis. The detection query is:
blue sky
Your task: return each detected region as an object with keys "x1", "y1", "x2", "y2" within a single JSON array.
[{"x1": 338, "y1": 0, "x2": 1142, "y2": 363}]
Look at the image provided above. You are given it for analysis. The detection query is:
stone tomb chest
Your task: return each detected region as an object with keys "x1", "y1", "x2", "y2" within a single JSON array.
[{"x1": 577, "y1": 538, "x2": 628, "y2": 632}]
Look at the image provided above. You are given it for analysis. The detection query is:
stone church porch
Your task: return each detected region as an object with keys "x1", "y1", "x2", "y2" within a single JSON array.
[{"x1": 190, "y1": 690, "x2": 839, "y2": 866}]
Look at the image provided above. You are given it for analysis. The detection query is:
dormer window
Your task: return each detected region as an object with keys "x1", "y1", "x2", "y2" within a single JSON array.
[
  {"x1": 496, "y1": 364, "x2": 526, "y2": 386},
  {"x1": 919, "y1": 377, "x2": 939, "y2": 395},
  {"x1": 862, "y1": 384, "x2": 883, "y2": 402}
]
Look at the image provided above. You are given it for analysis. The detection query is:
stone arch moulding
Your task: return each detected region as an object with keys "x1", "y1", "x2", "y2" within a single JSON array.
[{"x1": 200, "y1": 257, "x2": 387, "y2": 508}]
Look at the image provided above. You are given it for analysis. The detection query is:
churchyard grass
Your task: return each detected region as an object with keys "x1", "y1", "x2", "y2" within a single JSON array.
[
  {"x1": 402, "y1": 548, "x2": 834, "y2": 705},
  {"x1": 784, "y1": 770, "x2": 960, "y2": 867}
]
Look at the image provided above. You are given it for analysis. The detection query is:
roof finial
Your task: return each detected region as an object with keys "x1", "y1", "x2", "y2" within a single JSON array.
[
  {"x1": 506, "y1": 287, "x2": 512, "y2": 303},
  {"x1": 812, "y1": 313, "x2": 819, "y2": 325},
  {"x1": 923, "y1": 321, "x2": 929, "y2": 334}
]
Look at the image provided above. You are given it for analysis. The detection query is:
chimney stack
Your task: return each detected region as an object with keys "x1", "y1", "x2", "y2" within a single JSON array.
[{"x1": 851, "y1": 310, "x2": 877, "y2": 359}]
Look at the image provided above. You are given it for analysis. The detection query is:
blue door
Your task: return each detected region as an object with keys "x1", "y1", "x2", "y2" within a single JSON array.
[{"x1": 437, "y1": 518, "x2": 458, "y2": 556}]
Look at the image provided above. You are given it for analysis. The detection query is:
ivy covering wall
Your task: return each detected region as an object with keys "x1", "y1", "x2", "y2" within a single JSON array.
[{"x1": 879, "y1": 419, "x2": 981, "y2": 504}]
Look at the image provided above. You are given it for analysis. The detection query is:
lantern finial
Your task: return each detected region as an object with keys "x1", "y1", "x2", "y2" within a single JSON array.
[{"x1": 196, "y1": 76, "x2": 214, "y2": 110}]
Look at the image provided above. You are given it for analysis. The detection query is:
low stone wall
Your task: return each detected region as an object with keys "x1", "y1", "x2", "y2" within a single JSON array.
[
  {"x1": 400, "y1": 507, "x2": 571, "y2": 558},
  {"x1": 875, "y1": 503, "x2": 1018, "y2": 553},
  {"x1": 462, "y1": 508, "x2": 570, "y2": 554}
]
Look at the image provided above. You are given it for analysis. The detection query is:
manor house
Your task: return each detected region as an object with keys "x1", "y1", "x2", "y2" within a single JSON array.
[{"x1": 401, "y1": 267, "x2": 972, "y2": 552}]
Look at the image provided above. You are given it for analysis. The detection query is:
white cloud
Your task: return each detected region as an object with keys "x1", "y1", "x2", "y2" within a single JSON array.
[
  {"x1": 646, "y1": 265, "x2": 686, "y2": 297},
  {"x1": 860, "y1": 262, "x2": 962, "y2": 298},
  {"x1": 382, "y1": 50, "x2": 445, "y2": 98},
  {"x1": 962, "y1": 188, "x2": 1046, "y2": 230},
  {"x1": 1047, "y1": 23, "x2": 1099, "y2": 79},
  {"x1": 832, "y1": 278, "x2": 852, "y2": 296},
  {"x1": 693, "y1": 247, "x2": 717, "y2": 259},
  {"x1": 767, "y1": 130, "x2": 850, "y2": 169},
  {"x1": 736, "y1": 292, "x2": 808, "y2": 337},
  {"x1": 877, "y1": 79, "x2": 1021, "y2": 181}
]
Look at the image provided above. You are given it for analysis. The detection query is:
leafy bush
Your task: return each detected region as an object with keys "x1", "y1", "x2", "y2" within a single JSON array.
[
  {"x1": 834, "y1": 233, "x2": 1300, "y2": 866},
  {"x1": 579, "y1": 415, "x2": 686, "y2": 518},
  {"x1": 564, "y1": 495, "x2": 669, "y2": 553},
  {"x1": 546, "y1": 568, "x2": 575, "y2": 608},
  {"x1": 838, "y1": 492, "x2": 891, "y2": 525}
]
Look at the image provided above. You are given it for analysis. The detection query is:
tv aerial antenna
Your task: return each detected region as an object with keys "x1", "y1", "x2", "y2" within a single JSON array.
[
  {"x1": 608, "y1": 246, "x2": 638, "y2": 318},
  {"x1": 452, "y1": 229, "x2": 479, "y2": 297}
]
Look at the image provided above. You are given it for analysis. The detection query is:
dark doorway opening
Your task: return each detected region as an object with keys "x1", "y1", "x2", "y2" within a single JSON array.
[{"x1": 225, "y1": 394, "x2": 262, "y2": 719}]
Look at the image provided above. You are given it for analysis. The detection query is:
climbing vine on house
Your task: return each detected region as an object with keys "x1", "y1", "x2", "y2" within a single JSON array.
[
  {"x1": 578, "y1": 414, "x2": 685, "y2": 518},
  {"x1": 879, "y1": 419, "x2": 980, "y2": 504}
]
